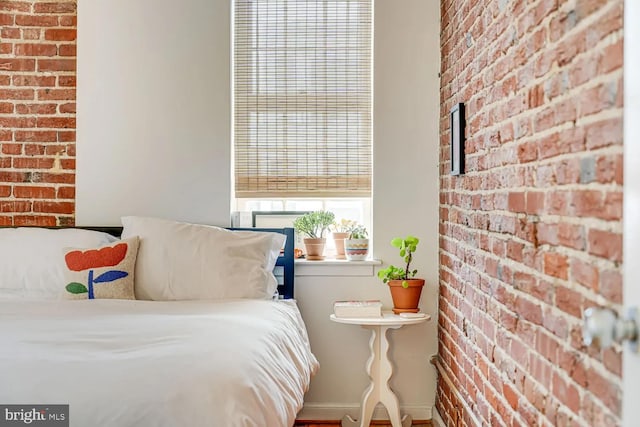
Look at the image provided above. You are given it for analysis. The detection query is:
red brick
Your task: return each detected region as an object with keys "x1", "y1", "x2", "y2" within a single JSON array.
[
  {"x1": 600, "y1": 269, "x2": 622, "y2": 304},
  {"x1": 15, "y1": 15, "x2": 59, "y2": 26},
  {"x1": 15, "y1": 43, "x2": 57, "y2": 57},
  {"x1": 22, "y1": 28, "x2": 41, "y2": 40},
  {"x1": 14, "y1": 131, "x2": 57, "y2": 142},
  {"x1": 0, "y1": 130, "x2": 12, "y2": 141},
  {"x1": 44, "y1": 28, "x2": 76, "y2": 41},
  {"x1": 596, "y1": 154, "x2": 623, "y2": 185},
  {"x1": 24, "y1": 144, "x2": 45, "y2": 156},
  {"x1": 0, "y1": 88, "x2": 34, "y2": 100},
  {"x1": 515, "y1": 297, "x2": 542, "y2": 325},
  {"x1": 0, "y1": 1, "x2": 30, "y2": 12},
  {"x1": 15, "y1": 104, "x2": 57, "y2": 115},
  {"x1": 525, "y1": 191, "x2": 544, "y2": 214},
  {"x1": 12, "y1": 75, "x2": 56, "y2": 86},
  {"x1": 552, "y1": 372, "x2": 580, "y2": 413},
  {"x1": 37, "y1": 172, "x2": 75, "y2": 184},
  {"x1": 1, "y1": 143, "x2": 22, "y2": 155},
  {"x1": 33, "y1": 201, "x2": 74, "y2": 215},
  {"x1": 543, "y1": 252, "x2": 569, "y2": 280},
  {"x1": 37, "y1": 59, "x2": 76, "y2": 72},
  {"x1": 0, "y1": 201, "x2": 31, "y2": 213},
  {"x1": 36, "y1": 117, "x2": 75, "y2": 128},
  {"x1": 585, "y1": 117, "x2": 622, "y2": 149},
  {"x1": 58, "y1": 76, "x2": 75, "y2": 87},
  {"x1": 588, "y1": 229, "x2": 622, "y2": 262},
  {"x1": 557, "y1": 222, "x2": 585, "y2": 251},
  {"x1": 0, "y1": 116, "x2": 37, "y2": 128},
  {"x1": 0, "y1": 42, "x2": 12, "y2": 54},
  {"x1": 37, "y1": 88, "x2": 75, "y2": 101},
  {"x1": 0, "y1": 58, "x2": 36, "y2": 71},
  {"x1": 13, "y1": 185, "x2": 56, "y2": 199},
  {"x1": 0, "y1": 12, "x2": 13, "y2": 24},
  {"x1": 12, "y1": 157, "x2": 55, "y2": 169},
  {"x1": 0, "y1": 102, "x2": 13, "y2": 114},
  {"x1": 58, "y1": 44, "x2": 76, "y2": 56},
  {"x1": 13, "y1": 215, "x2": 57, "y2": 226},
  {"x1": 586, "y1": 366, "x2": 621, "y2": 415},
  {"x1": 503, "y1": 382, "x2": 519, "y2": 410},
  {"x1": 1, "y1": 27, "x2": 20, "y2": 38},
  {"x1": 57, "y1": 186, "x2": 75, "y2": 199},
  {"x1": 555, "y1": 285, "x2": 582, "y2": 318},
  {"x1": 33, "y1": 2, "x2": 77, "y2": 13},
  {"x1": 570, "y1": 257, "x2": 599, "y2": 291},
  {"x1": 59, "y1": 15, "x2": 76, "y2": 26},
  {"x1": 60, "y1": 158, "x2": 74, "y2": 170},
  {"x1": 59, "y1": 102, "x2": 75, "y2": 114},
  {"x1": 508, "y1": 192, "x2": 525, "y2": 212},
  {"x1": 57, "y1": 131, "x2": 75, "y2": 142}
]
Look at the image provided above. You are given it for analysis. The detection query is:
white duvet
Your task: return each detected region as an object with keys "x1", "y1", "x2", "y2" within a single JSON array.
[{"x1": 0, "y1": 299, "x2": 318, "y2": 427}]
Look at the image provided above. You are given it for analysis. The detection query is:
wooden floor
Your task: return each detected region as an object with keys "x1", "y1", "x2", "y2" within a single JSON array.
[{"x1": 294, "y1": 420, "x2": 432, "y2": 427}]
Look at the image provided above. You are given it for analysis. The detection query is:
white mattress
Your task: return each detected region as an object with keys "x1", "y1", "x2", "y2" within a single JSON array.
[{"x1": 0, "y1": 299, "x2": 318, "y2": 427}]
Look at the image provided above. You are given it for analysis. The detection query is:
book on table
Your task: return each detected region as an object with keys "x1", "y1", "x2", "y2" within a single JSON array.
[{"x1": 333, "y1": 300, "x2": 383, "y2": 318}]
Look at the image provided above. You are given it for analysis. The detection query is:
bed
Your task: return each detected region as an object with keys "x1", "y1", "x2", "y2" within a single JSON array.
[{"x1": 0, "y1": 217, "x2": 318, "y2": 427}]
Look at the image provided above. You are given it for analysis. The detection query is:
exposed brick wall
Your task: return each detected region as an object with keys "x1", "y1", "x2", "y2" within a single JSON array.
[
  {"x1": 438, "y1": 0, "x2": 623, "y2": 426},
  {"x1": 0, "y1": 0, "x2": 76, "y2": 226}
]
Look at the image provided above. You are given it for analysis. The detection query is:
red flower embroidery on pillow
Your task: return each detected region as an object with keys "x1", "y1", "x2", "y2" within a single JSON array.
[{"x1": 65, "y1": 243, "x2": 128, "y2": 271}]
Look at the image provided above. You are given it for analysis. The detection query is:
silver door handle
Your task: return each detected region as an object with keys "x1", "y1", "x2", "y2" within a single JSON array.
[{"x1": 583, "y1": 307, "x2": 639, "y2": 351}]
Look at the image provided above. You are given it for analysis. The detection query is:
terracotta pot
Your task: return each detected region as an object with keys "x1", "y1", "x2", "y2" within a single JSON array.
[
  {"x1": 332, "y1": 232, "x2": 350, "y2": 260},
  {"x1": 303, "y1": 238, "x2": 326, "y2": 261},
  {"x1": 344, "y1": 238, "x2": 369, "y2": 261},
  {"x1": 388, "y1": 279, "x2": 425, "y2": 314}
]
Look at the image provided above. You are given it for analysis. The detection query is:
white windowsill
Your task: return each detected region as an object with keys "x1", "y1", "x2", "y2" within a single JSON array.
[{"x1": 295, "y1": 258, "x2": 381, "y2": 277}]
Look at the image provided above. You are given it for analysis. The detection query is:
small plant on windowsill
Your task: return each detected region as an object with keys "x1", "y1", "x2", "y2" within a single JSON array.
[
  {"x1": 293, "y1": 211, "x2": 335, "y2": 261},
  {"x1": 344, "y1": 223, "x2": 369, "y2": 261},
  {"x1": 377, "y1": 236, "x2": 424, "y2": 314},
  {"x1": 331, "y1": 219, "x2": 356, "y2": 260}
]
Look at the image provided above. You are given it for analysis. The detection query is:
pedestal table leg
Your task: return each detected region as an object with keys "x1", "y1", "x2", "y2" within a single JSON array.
[{"x1": 341, "y1": 325, "x2": 413, "y2": 427}]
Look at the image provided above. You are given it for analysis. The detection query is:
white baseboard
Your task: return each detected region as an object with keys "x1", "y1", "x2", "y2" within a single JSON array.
[
  {"x1": 298, "y1": 403, "x2": 432, "y2": 421},
  {"x1": 431, "y1": 408, "x2": 445, "y2": 427}
]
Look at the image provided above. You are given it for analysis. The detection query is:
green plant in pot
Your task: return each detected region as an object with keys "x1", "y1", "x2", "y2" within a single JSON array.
[
  {"x1": 331, "y1": 219, "x2": 355, "y2": 260},
  {"x1": 293, "y1": 211, "x2": 335, "y2": 261},
  {"x1": 344, "y1": 223, "x2": 369, "y2": 261},
  {"x1": 377, "y1": 236, "x2": 424, "y2": 313}
]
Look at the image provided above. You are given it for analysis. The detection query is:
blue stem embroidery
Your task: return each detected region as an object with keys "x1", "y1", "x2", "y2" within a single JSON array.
[{"x1": 88, "y1": 269, "x2": 94, "y2": 299}]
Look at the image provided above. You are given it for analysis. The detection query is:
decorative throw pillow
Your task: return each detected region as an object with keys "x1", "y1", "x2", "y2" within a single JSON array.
[{"x1": 63, "y1": 237, "x2": 139, "y2": 300}]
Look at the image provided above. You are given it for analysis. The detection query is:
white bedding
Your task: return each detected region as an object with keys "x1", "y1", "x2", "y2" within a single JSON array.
[{"x1": 0, "y1": 299, "x2": 318, "y2": 427}]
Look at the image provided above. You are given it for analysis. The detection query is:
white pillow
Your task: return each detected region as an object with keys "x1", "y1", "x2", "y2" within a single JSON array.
[
  {"x1": 0, "y1": 228, "x2": 119, "y2": 300},
  {"x1": 121, "y1": 216, "x2": 285, "y2": 300}
]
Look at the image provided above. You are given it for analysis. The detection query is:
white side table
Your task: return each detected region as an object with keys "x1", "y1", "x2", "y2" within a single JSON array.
[{"x1": 330, "y1": 312, "x2": 431, "y2": 427}]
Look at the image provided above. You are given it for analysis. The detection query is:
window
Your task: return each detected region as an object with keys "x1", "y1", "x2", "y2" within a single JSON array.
[
  {"x1": 234, "y1": 197, "x2": 372, "y2": 258},
  {"x1": 233, "y1": 0, "x2": 373, "y2": 198}
]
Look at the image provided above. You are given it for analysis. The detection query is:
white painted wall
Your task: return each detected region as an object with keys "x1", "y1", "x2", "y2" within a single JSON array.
[
  {"x1": 297, "y1": 0, "x2": 441, "y2": 419},
  {"x1": 76, "y1": 0, "x2": 440, "y2": 420},
  {"x1": 76, "y1": 0, "x2": 231, "y2": 226}
]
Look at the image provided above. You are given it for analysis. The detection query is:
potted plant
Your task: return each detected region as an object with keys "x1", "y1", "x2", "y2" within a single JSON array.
[
  {"x1": 293, "y1": 211, "x2": 335, "y2": 261},
  {"x1": 377, "y1": 236, "x2": 424, "y2": 313},
  {"x1": 344, "y1": 223, "x2": 369, "y2": 261},
  {"x1": 331, "y1": 219, "x2": 356, "y2": 260}
]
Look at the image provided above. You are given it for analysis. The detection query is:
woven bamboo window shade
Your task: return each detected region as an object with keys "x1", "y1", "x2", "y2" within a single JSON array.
[{"x1": 234, "y1": 0, "x2": 372, "y2": 198}]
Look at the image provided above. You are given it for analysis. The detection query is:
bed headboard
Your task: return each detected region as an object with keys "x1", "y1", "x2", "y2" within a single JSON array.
[{"x1": 15, "y1": 226, "x2": 296, "y2": 300}]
